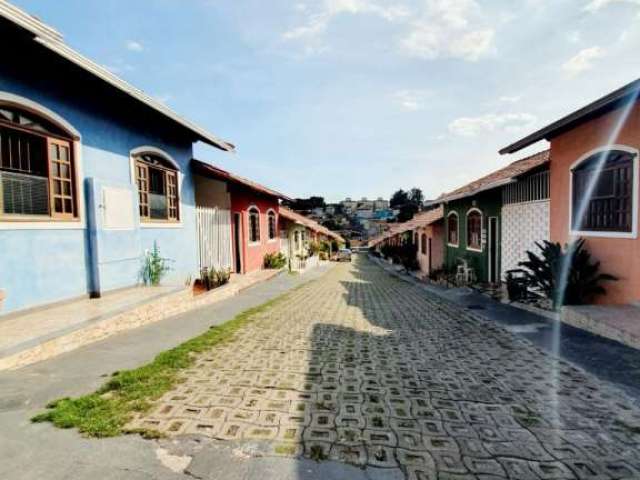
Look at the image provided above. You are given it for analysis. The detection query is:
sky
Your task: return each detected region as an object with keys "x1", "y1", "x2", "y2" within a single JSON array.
[{"x1": 12, "y1": 0, "x2": 640, "y2": 203}]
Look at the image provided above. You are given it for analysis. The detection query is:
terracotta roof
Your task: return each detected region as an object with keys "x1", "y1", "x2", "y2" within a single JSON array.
[
  {"x1": 368, "y1": 207, "x2": 443, "y2": 247},
  {"x1": 191, "y1": 159, "x2": 291, "y2": 201},
  {"x1": 279, "y1": 207, "x2": 345, "y2": 243},
  {"x1": 436, "y1": 149, "x2": 549, "y2": 203}
]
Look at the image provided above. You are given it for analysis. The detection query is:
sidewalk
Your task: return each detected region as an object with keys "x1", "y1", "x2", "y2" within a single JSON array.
[
  {"x1": 369, "y1": 255, "x2": 640, "y2": 403},
  {"x1": 0, "y1": 269, "x2": 282, "y2": 371},
  {"x1": 0, "y1": 263, "x2": 338, "y2": 480}
]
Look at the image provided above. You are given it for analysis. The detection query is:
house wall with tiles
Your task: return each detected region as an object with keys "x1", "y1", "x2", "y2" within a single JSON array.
[{"x1": 500, "y1": 200, "x2": 550, "y2": 279}]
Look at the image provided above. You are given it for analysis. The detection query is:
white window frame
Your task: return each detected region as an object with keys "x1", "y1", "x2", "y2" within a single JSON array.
[
  {"x1": 0, "y1": 92, "x2": 85, "y2": 231},
  {"x1": 129, "y1": 146, "x2": 183, "y2": 229},
  {"x1": 247, "y1": 204, "x2": 261, "y2": 246},
  {"x1": 266, "y1": 208, "x2": 278, "y2": 243},
  {"x1": 568, "y1": 144, "x2": 639, "y2": 239},
  {"x1": 465, "y1": 207, "x2": 483, "y2": 253},
  {"x1": 446, "y1": 211, "x2": 459, "y2": 248}
]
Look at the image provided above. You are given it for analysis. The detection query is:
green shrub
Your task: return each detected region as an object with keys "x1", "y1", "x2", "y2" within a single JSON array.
[
  {"x1": 141, "y1": 242, "x2": 171, "y2": 286},
  {"x1": 264, "y1": 252, "x2": 287, "y2": 269},
  {"x1": 519, "y1": 238, "x2": 617, "y2": 308}
]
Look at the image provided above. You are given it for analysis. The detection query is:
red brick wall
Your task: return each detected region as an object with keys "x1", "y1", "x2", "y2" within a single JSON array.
[
  {"x1": 549, "y1": 101, "x2": 640, "y2": 304},
  {"x1": 230, "y1": 187, "x2": 280, "y2": 274}
]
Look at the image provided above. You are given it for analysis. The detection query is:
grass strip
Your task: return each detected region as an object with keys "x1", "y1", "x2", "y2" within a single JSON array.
[{"x1": 31, "y1": 286, "x2": 301, "y2": 438}]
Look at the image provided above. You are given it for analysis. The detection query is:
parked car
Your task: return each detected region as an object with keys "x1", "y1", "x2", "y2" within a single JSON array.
[{"x1": 337, "y1": 248, "x2": 352, "y2": 262}]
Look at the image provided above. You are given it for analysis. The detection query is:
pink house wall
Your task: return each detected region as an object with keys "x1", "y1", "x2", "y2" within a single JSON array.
[
  {"x1": 230, "y1": 187, "x2": 280, "y2": 274},
  {"x1": 549, "y1": 100, "x2": 640, "y2": 304},
  {"x1": 416, "y1": 222, "x2": 444, "y2": 277}
]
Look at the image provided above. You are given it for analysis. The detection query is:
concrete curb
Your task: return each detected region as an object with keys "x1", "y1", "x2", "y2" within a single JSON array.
[{"x1": 0, "y1": 269, "x2": 284, "y2": 372}]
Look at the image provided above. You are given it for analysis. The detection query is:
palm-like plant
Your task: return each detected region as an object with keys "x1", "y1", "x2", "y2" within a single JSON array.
[{"x1": 519, "y1": 239, "x2": 617, "y2": 308}]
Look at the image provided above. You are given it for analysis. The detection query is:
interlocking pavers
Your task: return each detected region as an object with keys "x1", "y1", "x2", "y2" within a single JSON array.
[{"x1": 130, "y1": 256, "x2": 640, "y2": 479}]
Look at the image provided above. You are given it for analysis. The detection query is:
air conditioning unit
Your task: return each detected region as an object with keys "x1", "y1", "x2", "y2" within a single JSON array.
[{"x1": 0, "y1": 171, "x2": 49, "y2": 215}]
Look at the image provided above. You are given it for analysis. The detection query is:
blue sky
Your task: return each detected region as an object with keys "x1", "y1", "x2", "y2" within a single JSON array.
[{"x1": 13, "y1": 0, "x2": 640, "y2": 202}]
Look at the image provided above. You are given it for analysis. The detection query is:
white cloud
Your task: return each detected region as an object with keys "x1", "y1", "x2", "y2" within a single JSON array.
[
  {"x1": 400, "y1": 0, "x2": 495, "y2": 61},
  {"x1": 282, "y1": 0, "x2": 409, "y2": 41},
  {"x1": 498, "y1": 95, "x2": 521, "y2": 103},
  {"x1": 584, "y1": 0, "x2": 640, "y2": 13},
  {"x1": 566, "y1": 30, "x2": 581, "y2": 44},
  {"x1": 448, "y1": 112, "x2": 537, "y2": 137},
  {"x1": 392, "y1": 89, "x2": 432, "y2": 111},
  {"x1": 562, "y1": 46, "x2": 605, "y2": 77},
  {"x1": 126, "y1": 40, "x2": 144, "y2": 52}
]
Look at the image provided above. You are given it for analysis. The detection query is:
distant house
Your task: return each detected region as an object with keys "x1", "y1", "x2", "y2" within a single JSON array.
[
  {"x1": 368, "y1": 206, "x2": 443, "y2": 279},
  {"x1": 192, "y1": 161, "x2": 289, "y2": 275},
  {"x1": 0, "y1": 3, "x2": 234, "y2": 314},
  {"x1": 279, "y1": 207, "x2": 344, "y2": 271},
  {"x1": 501, "y1": 78, "x2": 640, "y2": 304},
  {"x1": 435, "y1": 150, "x2": 549, "y2": 284},
  {"x1": 413, "y1": 207, "x2": 445, "y2": 279}
]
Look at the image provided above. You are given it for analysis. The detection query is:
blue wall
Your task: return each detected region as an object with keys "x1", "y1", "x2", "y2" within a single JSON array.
[{"x1": 0, "y1": 31, "x2": 201, "y2": 313}]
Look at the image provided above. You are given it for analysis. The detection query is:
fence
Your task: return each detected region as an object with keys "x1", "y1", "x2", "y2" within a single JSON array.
[{"x1": 196, "y1": 206, "x2": 233, "y2": 272}]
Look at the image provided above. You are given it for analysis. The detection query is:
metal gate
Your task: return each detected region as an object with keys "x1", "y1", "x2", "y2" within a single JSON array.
[{"x1": 196, "y1": 206, "x2": 233, "y2": 271}]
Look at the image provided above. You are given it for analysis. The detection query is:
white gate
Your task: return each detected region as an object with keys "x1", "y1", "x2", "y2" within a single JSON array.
[{"x1": 196, "y1": 206, "x2": 233, "y2": 271}]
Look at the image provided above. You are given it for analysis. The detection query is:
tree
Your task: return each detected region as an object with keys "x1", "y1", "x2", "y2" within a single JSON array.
[
  {"x1": 409, "y1": 188, "x2": 424, "y2": 205},
  {"x1": 285, "y1": 196, "x2": 326, "y2": 211},
  {"x1": 391, "y1": 187, "x2": 423, "y2": 222},
  {"x1": 390, "y1": 190, "x2": 408, "y2": 209}
]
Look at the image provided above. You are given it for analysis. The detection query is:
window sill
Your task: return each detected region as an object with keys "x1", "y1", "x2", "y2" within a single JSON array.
[
  {"x1": 570, "y1": 229, "x2": 637, "y2": 239},
  {"x1": 140, "y1": 222, "x2": 183, "y2": 229},
  {"x1": 447, "y1": 243, "x2": 459, "y2": 248},
  {"x1": 466, "y1": 246, "x2": 483, "y2": 253},
  {"x1": 0, "y1": 218, "x2": 84, "y2": 230},
  {"x1": 267, "y1": 238, "x2": 278, "y2": 244},
  {"x1": 248, "y1": 241, "x2": 261, "y2": 247}
]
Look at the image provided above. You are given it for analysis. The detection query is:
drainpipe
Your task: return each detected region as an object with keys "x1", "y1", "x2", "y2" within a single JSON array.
[{"x1": 84, "y1": 178, "x2": 101, "y2": 298}]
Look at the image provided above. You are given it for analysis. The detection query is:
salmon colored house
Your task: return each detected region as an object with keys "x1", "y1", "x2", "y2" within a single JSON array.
[
  {"x1": 192, "y1": 160, "x2": 290, "y2": 274},
  {"x1": 368, "y1": 206, "x2": 444, "y2": 279},
  {"x1": 501, "y1": 78, "x2": 640, "y2": 304}
]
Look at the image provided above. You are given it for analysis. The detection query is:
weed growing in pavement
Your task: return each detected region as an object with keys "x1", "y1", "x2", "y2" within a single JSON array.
[{"x1": 31, "y1": 282, "x2": 312, "y2": 437}]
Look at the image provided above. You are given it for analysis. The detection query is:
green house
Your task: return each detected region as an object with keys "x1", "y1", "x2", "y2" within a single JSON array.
[
  {"x1": 435, "y1": 151, "x2": 550, "y2": 284},
  {"x1": 443, "y1": 191, "x2": 502, "y2": 284}
]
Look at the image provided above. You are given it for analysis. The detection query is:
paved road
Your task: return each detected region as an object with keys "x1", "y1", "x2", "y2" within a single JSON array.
[
  {"x1": 2, "y1": 257, "x2": 640, "y2": 480},
  {"x1": 0, "y1": 264, "x2": 366, "y2": 480},
  {"x1": 134, "y1": 256, "x2": 640, "y2": 479}
]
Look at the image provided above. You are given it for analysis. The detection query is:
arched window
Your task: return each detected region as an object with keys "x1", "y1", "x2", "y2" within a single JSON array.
[
  {"x1": 267, "y1": 210, "x2": 277, "y2": 240},
  {"x1": 421, "y1": 233, "x2": 427, "y2": 254},
  {"x1": 0, "y1": 105, "x2": 76, "y2": 219},
  {"x1": 467, "y1": 209, "x2": 482, "y2": 251},
  {"x1": 134, "y1": 152, "x2": 179, "y2": 221},
  {"x1": 571, "y1": 149, "x2": 636, "y2": 234},
  {"x1": 447, "y1": 212, "x2": 459, "y2": 246},
  {"x1": 248, "y1": 206, "x2": 260, "y2": 243}
]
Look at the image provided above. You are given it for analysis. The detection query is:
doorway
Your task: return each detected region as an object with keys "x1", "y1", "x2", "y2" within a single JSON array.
[
  {"x1": 488, "y1": 217, "x2": 498, "y2": 283},
  {"x1": 428, "y1": 238, "x2": 432, "y2": 273},
  {"x1": 233, "y1": 212, "x2": 242, "y2": 274}
]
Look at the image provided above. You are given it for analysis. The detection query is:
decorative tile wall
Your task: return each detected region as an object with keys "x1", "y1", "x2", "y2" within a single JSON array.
[{"x1": 501, "y1": 200, "x2": 550, "y2": 279}]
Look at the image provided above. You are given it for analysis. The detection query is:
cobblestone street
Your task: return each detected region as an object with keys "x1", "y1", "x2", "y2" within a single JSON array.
[{"x1": 133, "y1": 256, "x2": 640, "y2": 479}]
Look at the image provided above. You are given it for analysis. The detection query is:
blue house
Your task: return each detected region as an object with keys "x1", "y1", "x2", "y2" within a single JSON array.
[{"x1": 0, "y1": 3, "x2": 234, "y2": 314}]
